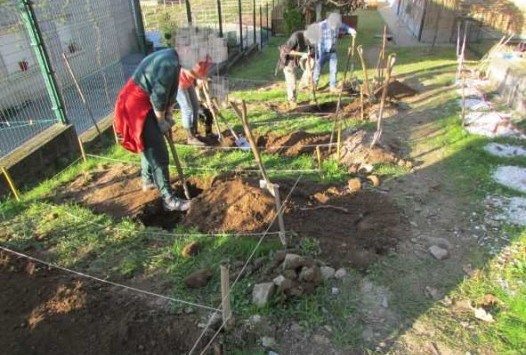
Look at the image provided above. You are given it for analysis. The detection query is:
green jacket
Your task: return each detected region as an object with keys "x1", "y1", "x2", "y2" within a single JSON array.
[{"x1": 131, "y1": 48, "x2": 181, "y2": 112}]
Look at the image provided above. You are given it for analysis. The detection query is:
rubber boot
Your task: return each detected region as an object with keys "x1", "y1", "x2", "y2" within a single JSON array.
[
  {"x1": 205, "y1": 124, "x2": 214, "y2": 138},
  {"x1": 186, "y1": 128, "x2": 205, "y2": 146}
]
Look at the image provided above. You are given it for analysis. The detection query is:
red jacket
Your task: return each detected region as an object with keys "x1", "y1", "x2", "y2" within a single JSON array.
[{"x1": 113, "y1": 79, "x2": 151, "y2": 153}]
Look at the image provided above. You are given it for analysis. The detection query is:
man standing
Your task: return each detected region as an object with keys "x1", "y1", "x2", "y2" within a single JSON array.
[
  {"x1": 114, "y1": 48, "x2": 192, "y2": 212},
  {"x1": 313, "y1": 13, "x2": 357, "y2": 93},
  {"x1": 279, "y1": 30, "x2": 314, "y2": 107},
  {"x1": 176, "y1": 56, "x2": 214, "y2": 146}
]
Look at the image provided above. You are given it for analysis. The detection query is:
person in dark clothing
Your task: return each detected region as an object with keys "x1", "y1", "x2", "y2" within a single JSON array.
[
  {"x1": 114, "y1": 48, "x2": 192, "y2": 212},
  {"x1": 279, "y1": 30, "x2": 314, "y2": 107}
]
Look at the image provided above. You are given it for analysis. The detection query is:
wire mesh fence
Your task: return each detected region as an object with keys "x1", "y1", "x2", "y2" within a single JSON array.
[
  {"x1": 0, "y1": 0, "x2": 285, "y2": 160},
  {"x1": 0, "y1": 0, "x2": 56, "y2": 158},
  {"x1": 0, "y1": 0, "x2": 142, "y2": 159},
  {"x1": 142, "y1": 0, "x2": 280, "y2": 51}
]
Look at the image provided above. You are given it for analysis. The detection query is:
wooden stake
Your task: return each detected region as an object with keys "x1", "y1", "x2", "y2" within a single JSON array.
[
  {"x1": 220, "y1": 265, "x2": 232, "y2": 330},
  {"x1": 337, "y1": 122, "x2": 342, "y2": 162},
  {"x1": 1, "y1": 167, "x2": 20, "y2": 202},
  {"x1": 112, "y1": 123, "x2": 120, "y2": 145},
  {"x1": 78, "y1": 137, "x2": 87, "y2": 163},
  {"x1": 316, "y1": 145, "x2": 322, "y2": 172},
  {"x1": 360, "y1": 86, "x2": 364, "y2": 121},
  {"x1": 62, "y1": 53, "x2": 102, "y2": 138},
  {"x1": 232, "y1": 100, "x2": 287, "y2": 246},
  {"x1": 269, "y1": 183, "x2": 287, "y2": 247},
  {"x1": 371, "y1": 54, "x2": 397, "y2": 148},
  {"x1": 357, "y1": 45, "x2": 372, "y2": 99}
]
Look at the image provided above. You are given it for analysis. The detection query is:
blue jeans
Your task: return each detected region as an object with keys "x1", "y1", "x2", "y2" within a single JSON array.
[
  {"x1": 313, "y1": 51, "x2": 338, "y2": 89},
  {"x1": 176, "y1": 86, "x2": 199, "y2": 130}
]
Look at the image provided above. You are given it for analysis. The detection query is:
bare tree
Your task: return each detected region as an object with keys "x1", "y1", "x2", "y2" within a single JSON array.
[{"x1": 296, "y1": 0, "x2": 365, "y2": 23}]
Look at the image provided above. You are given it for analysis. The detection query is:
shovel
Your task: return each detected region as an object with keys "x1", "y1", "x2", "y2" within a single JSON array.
[
  {"x1": 164, "y1": 133, "x2": 191, "y2": 200},
  {"x1": 211, "y1": 98, "x2": 250, "y2": 150}
]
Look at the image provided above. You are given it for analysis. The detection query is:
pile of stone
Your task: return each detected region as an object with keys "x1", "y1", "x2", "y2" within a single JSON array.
[{"x1": 252, "y1": 252, "x2": 341, "y2": 307}]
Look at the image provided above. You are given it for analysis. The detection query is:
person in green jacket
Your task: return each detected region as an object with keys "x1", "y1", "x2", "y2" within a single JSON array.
[{"x1": 114, "y1": 48, "x2": 192, "y2": 212}]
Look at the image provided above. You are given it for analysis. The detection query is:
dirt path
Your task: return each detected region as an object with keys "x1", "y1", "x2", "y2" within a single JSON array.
[{"x1": 0, "y1": 252, "x2": 210, "y2": 355}]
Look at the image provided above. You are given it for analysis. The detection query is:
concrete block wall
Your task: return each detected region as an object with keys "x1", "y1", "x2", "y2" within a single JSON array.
[
  {"x1": 488, "y1": 56, "x2": 526, "y2": 113},
  {"x1": 0, "y1": 124, "x2": 80, "y2": 198}
]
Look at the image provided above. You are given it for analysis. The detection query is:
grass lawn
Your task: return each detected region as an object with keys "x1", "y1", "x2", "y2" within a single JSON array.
[{"x1": 1, "y1": 7, "x2": 525, "y2": 355}]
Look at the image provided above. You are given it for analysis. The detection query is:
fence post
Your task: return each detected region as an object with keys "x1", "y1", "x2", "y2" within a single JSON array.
[
  {"x1": 266, "y1": 3, "x2": 269, "y2": 43},
  {"x1": 18, "y1": 0, "x2": 68, "y2": 125},
  {"x1": 253, "y1": 0, "x2": 256, "y2": 46},
  {"x1": 272, "y1": 0, "x2": 275, "y2": 34},
  {"x1": 216, "y1": 0, "x2": 223, "y2": 38},
  {"x1": 238, "y1": 0, "x2": 243, "y2": 51},
  {"x1": 185, "y1": 0, "x2": 192, "y2": 25},
  {"x1": 130, "y1": 0, "x2": 147, "y2": 54}
]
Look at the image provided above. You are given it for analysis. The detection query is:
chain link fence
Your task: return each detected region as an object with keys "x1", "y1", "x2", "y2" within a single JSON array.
[
  {"x1": 1, "y1": 0, "x2": 285, "y2": 160},
  {"x1": 141, "y1": 0, "x2": 280, "y2": 51},
  {"x1": 0, "y1": 0, "x2": 142, "y2": 159}
]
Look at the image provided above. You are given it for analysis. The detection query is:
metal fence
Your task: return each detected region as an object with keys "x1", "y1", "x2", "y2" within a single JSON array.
[
  {"x1": 0, "y1": 0, "x2": 142, "y2": 159},
  {"x1": 141, "y1": 0, "x2": 284, "y2": 51},
  {"x1": 0, "y1": 0, "x2": 285, "y2": 159}
]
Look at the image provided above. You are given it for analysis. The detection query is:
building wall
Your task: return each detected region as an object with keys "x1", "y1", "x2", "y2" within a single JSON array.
[
  {"x1": 468, "y1": 0, "x2": 526, "y2": 37},
  {"x1": 0, "y1": 0, "x2": 139, "y2": 110},
  {"x1": 419, "y1": 0, "x2": 458, "y2": 42},
  {"x1": 393, "y1": 0, "x2": 526, "y2": 43}
]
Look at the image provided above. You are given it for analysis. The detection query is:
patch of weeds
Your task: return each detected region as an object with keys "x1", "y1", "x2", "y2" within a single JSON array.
[
  {"x1": 374, "y1": 163, "x2": 408, "y2": 179},
  {"x1": 299, "y1": 237, "x2": 321, "y2": 257}
]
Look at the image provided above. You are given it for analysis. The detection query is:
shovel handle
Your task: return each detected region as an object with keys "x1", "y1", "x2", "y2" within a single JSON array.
[
  {"x1": 165, "y1": 133, "x2": 191, "y2": 200},
  {"x1": 230, "y1": 100, "x2": 270, "y2": 183}
]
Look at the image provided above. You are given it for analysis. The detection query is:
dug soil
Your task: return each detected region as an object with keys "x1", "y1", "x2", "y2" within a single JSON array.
[
  {"x1": 54, "y1": 165, "x2": 408, "y2": 270},
  {"x1": 0, "y1": 252, "x2": 210, "y2": 355},
  {"x1": 259, "y1": 131, "x2": 331, "y2": 156}
]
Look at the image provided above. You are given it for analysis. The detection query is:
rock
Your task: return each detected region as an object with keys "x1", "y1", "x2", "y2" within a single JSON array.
[
  {"x1": 320, "y1": 266, "x2": 336, "y2": 280},
  {"x1": 252, "y1": 282, "x2": 275, "y2": 307},
  {"x1": 273, "y1": 250, "x2": 287, "y2": 266},
  {"x1": 313, "y1": 334, "x2": 330, "y2": 345},
  {"x1": 381, "y1": 296, "x2": 389, "y2": 308},
  {"x1": 181, "y1": 241, "x2": 201, "y2": 257},
  {"x1": 273, "y1": 275, "x2": 286, "y2": 287},
  {"x1": 249, "y1": 314, "x2": 262, "y2": 325},
  {"x1": 185, "y1": 268, "x2": 213, "y2": 289},
  {"x1": 348, "y1": 178, "x2": 362, "y2": 192},
  {"x1": 299, "y1": 266, "x2": 322, "y2": 285},
  {"x1": 428, "y1": 245, "x2": 449, "y2": 260},
  {"x1": 282, "y1": 269, "x2": 298, "y2": 280},
  {"x1": 424, "y1": 286, "x2": 440, "y2": 300},
  {"x1": 282, "y1": 254, "x2": 312, "y2": 270},
  {"x1": 474, "y1": 308, "x2": 494, "y2": 322},
  {"x1": 260, "y1": 336, "x2": 277, "y2": 349},
  {"x1": 206, "y1": 312, "x2": 222, "y2": 330},
  {"x1": 334, "y1": 268, "x2": 347, "y2": 279},
  {"x1": 331, "y1": 287, "x2": 340, "y2": 295},
  {"x1": 268, "y1": 351, "x2": 280, "y2": 355}
]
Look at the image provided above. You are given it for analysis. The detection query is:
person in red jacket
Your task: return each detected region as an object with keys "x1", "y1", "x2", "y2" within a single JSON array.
[
  {"x1": 176, "y1": 56, "x2": 214, "y2": 146},
  {"x1": 114, "y1": 48, "x2": 191, "y2": 212}
]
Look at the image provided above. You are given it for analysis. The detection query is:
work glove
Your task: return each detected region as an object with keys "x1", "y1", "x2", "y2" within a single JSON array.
[
  {"x1": 348, "y1": 28, "x2": 357, "y2": 37},
  {"x1": 158, "y1": 118, "x2": 174, "y2": 135}
]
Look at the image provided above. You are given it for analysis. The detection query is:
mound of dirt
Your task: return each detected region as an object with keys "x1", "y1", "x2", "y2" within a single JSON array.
[
  {"x1": 262, "y1": 131, "x2": 331, "y2": 156},
  {"x1": 339, "y1": 129, "x2": 410, "y2": 167},
  {"x1": 0, "y1": 252, "x2": 210, "y2": 355},
  {"x1": 281, "y1": 181, "x2": 408, "y2": 269},
  {"x1": 55, "y1": 163, "x2": 158, "y2": 219},
  {"x1": 183, "y1": 179, "x2": 277, "y2": 233},
  {"x1": 54, "y1": 163, "x2": 209, "y2": 229},
  {"x1": 374, "y1": 80, "x2": 418, "y2": 100}
]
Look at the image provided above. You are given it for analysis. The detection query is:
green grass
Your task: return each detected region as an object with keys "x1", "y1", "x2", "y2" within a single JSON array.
[{"x1": 2, "y1": 7, "x2": 526, "y2": 355}]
